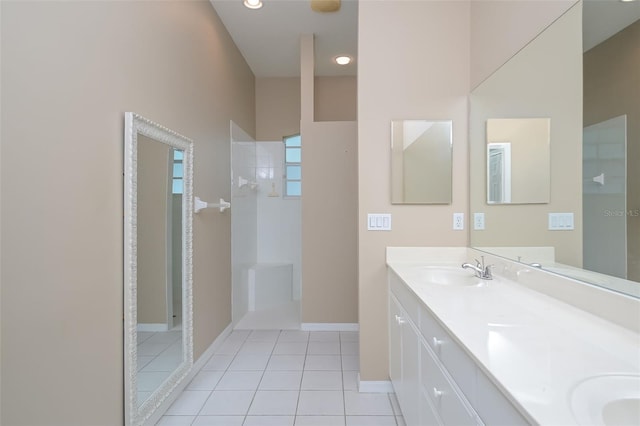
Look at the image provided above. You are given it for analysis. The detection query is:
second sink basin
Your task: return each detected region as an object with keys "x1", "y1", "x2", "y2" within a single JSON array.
[{"x1": 570, "y1": 374, "x2": 640, "y2": 426}]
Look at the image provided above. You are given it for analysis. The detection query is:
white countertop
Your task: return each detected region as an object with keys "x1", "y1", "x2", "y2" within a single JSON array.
[{"x1": 387, "y1": 248, "x2": 640, "y2": 425}]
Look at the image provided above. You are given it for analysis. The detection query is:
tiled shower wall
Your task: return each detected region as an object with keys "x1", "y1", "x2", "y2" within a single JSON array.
[
  {"x1": 256, "y1": 142, "x2": 302, "y2": 301},
  {"x1": 231, "y1": 138, "x2": 258, "y2": 324},
  {"x1": 232, "y1": 138, "x2": 302, "y2": 323}
]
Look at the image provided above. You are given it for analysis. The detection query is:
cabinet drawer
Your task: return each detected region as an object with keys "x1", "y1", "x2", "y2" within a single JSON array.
[
  {"x1": 421, "y1": 343, "x2": 479, "y2": 426},
  {"x1": 390, "y1": 270, "x2": 420, "y2": 325},
  {"x1": 420, "y1": 305, "x2": 477, "y2": 404}
]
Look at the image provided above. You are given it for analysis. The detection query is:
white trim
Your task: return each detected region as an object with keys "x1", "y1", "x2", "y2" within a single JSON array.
[
  {"x1": 357, "y1": 374, "x2": 394, "y2": 393},
  {"x1": 137, "y1": 323, "x2": 169, "y2": 332},
  {"x1": 192, "y1": 323, "x2": 233, "y2": 372},
  {"x1": 144, "y1": 323, "x2": 233, "y2": 426},
  {"x1": 301, "y1": 323, "x2": 359, "y2": 332}
]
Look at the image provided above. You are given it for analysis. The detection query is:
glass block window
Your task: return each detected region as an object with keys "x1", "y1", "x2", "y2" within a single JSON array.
[{"x1": 284, "y1": 134, "x2": 301, "y2": 197}]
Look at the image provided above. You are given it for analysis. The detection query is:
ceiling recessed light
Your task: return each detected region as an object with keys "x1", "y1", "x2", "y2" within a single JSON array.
[
  {"x1": 244, "y1": 0, "x2": 263, "y2": 9},
  {"x1": 619, "y1": 0, "x2": 636, "y2": 2},
  {"x1": 334, "y1": 55, "x2": 352, "y2": 65}
]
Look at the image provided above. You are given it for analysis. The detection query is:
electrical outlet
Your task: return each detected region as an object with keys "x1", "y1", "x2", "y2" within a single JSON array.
[
  {"x1": 453, "y1": 213, "x2": 464, "y2": 230},
  {"x1": 474, "y1": 213, "x2": 485, "y2": 230}
]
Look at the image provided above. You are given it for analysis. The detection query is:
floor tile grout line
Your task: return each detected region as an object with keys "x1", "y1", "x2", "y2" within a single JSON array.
[
  {"x1": 339, "y1": 334, "x2": 347, "y2": 420},
  {"x1": 193, "y1": 329, "x2": 251, "y2": 419},
  {"x1": 242, "y1": 329, "x2": 281, "y2": 421},
  {"x1": 292, "y1": 331, "x2": 310, "y2": 425}
]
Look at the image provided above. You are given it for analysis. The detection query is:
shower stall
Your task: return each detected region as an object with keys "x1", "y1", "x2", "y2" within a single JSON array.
[{"x1": 230, "y1": 122, "x2": 302, "y2": 329}]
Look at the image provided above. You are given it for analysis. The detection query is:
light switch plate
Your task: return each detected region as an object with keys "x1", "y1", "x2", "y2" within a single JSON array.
[
  {"x1": 548, "y1": 212, "x2": 574, "y2": 230},
  {"x1": 368, "y1": 214, "x2": 391, "y2": 231}
]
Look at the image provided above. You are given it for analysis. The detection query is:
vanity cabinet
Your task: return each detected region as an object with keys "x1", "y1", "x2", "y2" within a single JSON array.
[
  {"x1": 390, "y1": 294, "x2": 421, "y2": 426},
  {"x1": 389, "y1": 270, "x2": 528, "y2": 426}
]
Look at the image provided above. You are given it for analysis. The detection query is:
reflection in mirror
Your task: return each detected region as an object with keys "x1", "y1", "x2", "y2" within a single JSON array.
[
  {"x1": 136, "y1": 137, "x2": 183, "y2": 404},
  {"x1": 486, "y1": 118, "x2": 550, "y2": 204},
  {"x1": 469, "y1": 2, "x2": 640, "y2": 297},
  {"x1": 391, "y1": 120, "x2": 452, "y2": 204},
  {"x1": 124, "y1": 113, "x2": 194, "y2": 425}
]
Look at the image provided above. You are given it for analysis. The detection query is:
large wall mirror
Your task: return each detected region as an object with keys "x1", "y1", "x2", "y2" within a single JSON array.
[
  {"x1": 124, "y1": 112, "x2": 194, "y2": 425},
  {"x1": 469, "y1": 1, "x2": 640, "y2": 298},
  {"x1": 391, "y1": 119, "x2": 453, "y2": 204}
]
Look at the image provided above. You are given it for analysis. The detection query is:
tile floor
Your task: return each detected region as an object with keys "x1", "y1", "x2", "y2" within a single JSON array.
[
  {"x1": 157, "y1": 329, "x2": 405, "y2": 426},
  {"x1": 138, "y1": 329, "x2": 183, "y2": 404}
]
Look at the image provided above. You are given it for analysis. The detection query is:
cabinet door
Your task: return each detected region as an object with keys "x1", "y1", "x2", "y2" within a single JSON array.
[
  {"x1": 390, "y1": 294, "x2": 420, "y2": 426},
  {"x1": 401, "y1": 317, "x2": 420, "y2": 426},
  {"x1": 389, "y1": 295, "x2": 403, "y2": 397},
  {"x1": 420, "y1": 391, "x2": 442, "y2": 426}
]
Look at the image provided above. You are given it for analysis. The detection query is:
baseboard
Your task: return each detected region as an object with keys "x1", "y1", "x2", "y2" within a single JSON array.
[
  {"x1": 358, "y1": 374, "x2": 394, "y2": 393},
  {"x1": 301, "y1": 323, "x2": 359, "y2": 331},
  {"x1": 145, "y1": 323, "x2": 233, "y2": 426}
]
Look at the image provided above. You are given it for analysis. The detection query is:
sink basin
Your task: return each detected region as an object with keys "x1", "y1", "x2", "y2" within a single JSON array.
[
  {"x1": 415, "y1": 266, "x2": 486, "y2": 286},
  {"x1": 570, "y1": 374, "x2": 640, "y2": 425}
]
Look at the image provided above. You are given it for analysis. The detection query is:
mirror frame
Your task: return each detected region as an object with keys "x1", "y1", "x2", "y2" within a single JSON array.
[{"x1": 124, "y1": 112, "x2": 194, "y2": 425}]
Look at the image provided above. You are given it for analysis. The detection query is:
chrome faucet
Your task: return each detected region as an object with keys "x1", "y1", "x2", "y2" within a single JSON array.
[{"x1": 462, "y1": 256, "x2": 493, "y2": 280}]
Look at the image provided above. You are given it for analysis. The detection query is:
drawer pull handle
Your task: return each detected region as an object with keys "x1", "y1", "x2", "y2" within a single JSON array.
[
  {"x1": 432, "y1": 337, "x2": 443, "y2": 347},
  {"x1": 395, "y1": 315, "x2": 406, "y2": 325},
  {"x1": 433, "y1": 387, "x2": 443, "y2": 399}
]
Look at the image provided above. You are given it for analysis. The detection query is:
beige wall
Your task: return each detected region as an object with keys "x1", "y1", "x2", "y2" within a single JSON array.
[
  {"x1": 137, "y1": 135, "x2": 170, "y2": 324},
  {"x1": 256, "y1": 77, "x2": 301, "y2": 140},
  {"x1": 300, "y1": 35, "x2": 358, "y2": 324},
  {"x1": 301, "y1": 120, "x2": 359, "y2": 323},
  {"x1": 584, "y1": 20, "x2": 640, "y2": 281},
  {"x1": 358, "y1": 1, "x2": 470, "y2": 380},
  {"x1": 470, "y1": 0, "x2": 578, "y2": 88},
  {"x1": 0, "y1": 1, "x2": 254, "y2": 424},
  {"x1": 315, "y1": 76, "x2": 357, "y2": 122},
  {"x1": 469, "y1": 4, "x2": 583, "y2": 266},
  {"x1": 255, "y1": 76, "x2": 357, "y2": 140}
]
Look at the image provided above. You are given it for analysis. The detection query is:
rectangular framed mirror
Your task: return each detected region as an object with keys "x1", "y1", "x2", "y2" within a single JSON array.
[
  {"x1": 391, "y1": 119, "x2": 453, "y2": 204},
  {"x1": 486, "y1": 118, "x2": 551, "y2": 204},
  {"x1": 124, "y1": 112, "x2": 194, "y2": 425}
]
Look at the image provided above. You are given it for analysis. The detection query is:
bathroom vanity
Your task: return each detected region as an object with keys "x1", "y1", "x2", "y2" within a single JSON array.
[{"x1": 387, "y1": 247, "x2": 640, "y2": 426}]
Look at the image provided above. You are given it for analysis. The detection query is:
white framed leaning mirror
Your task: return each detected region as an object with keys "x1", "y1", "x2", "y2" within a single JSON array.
[
  {"x1": 124, "y1": 112, "x2": 194, "y2": 425},
  {"x1": 391, "y1": 119, "x2": 453, "y2": 204}
]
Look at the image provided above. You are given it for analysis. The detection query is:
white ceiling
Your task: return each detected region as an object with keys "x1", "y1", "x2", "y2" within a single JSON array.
[
  {"x1": 209, "y1": 0, "x2": 639, "y2": 78},
  {"x1": 209, "y1": 0, "x2": 358, "y2": 78}
]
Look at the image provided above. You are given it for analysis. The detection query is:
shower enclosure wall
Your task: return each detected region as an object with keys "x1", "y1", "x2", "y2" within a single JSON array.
[{"x1": 231, "y1": 123, "x2": 302, "y2": 329}]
